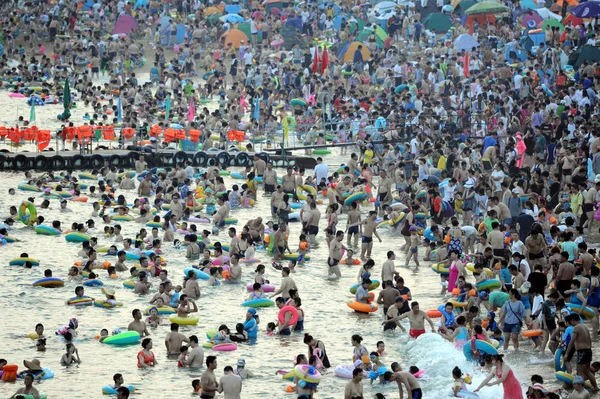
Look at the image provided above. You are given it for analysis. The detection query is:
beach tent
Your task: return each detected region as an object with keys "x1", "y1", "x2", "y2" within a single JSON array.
[
  {"x1": 505, "y1": 42, "x2": 527, "y2": 62},
  {"x1": 521, "y1": 11, "x2": 543, "y2": 27},
  {"x1": 356, "y1": 25, "x2": 389, "y2": 48},
  {"x1": 568, "y1": 45, "x2": 600, "y2": 68},
  {"x1": 454, "y1": 0, "x2": 477, "y2": 16},
  {"x1": 222, "y1": 29, "x2": 249, "y2": 48},
  {"x1": 83, "y1": 0, "x2": 98, "y2": 11},
  {"x1": 156, "y1": 17, "x2": 187, "y2": 45},
  {"x1": 285, "y1": 17, "x2": 303, "y2": 31},
  {"x1": 238, "y1": 23, "x2": 262, "y2": 43},
  {"x1": 423, "y1": 13, "x2": 452, "y2": 33},
  {"x1": 112, "y1": 14, "x2": 138, "y2": 35},
  {"x1": 520, "y1": 31, "x2": 545, "y2": 51},
  {"x1": 464, "y1": 14, "x2": 496, "y2": 34},
  {"x1": 281, "y1": 20, "x2": 303, "y2": 49},
  {"x1": 342, "y1": 41, "x2": 371, "y2": 63}
]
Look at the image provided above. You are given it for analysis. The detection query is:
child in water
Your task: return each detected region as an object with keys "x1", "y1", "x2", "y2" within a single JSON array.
[
  {"x1": 177, "y1": 345, "x2": 188, "y2": 368},
  {"x1": 451, "y1": 366, "x2": 473, "y2": 397},
  {"x1": 266, "y1": 322, "x2": 276, "y2": 336}
]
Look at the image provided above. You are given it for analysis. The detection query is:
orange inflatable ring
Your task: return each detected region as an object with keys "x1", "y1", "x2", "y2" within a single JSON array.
[
  {"x1": 451, "y1": 288, "x2": 477, "y2": 297},
  {"x1": 278, "y1": 306, "x2": 299, "y2": 325},
  {"x1": 426, "y1": 309, "x2": 442, "y2": 318},
  {"x1": 522, "y1": 329, "x2": 543, "y2": 337}
]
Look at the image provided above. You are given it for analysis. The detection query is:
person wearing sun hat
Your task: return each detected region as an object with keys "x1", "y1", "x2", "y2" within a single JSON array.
[{"x1": 101, "y1": 287, "x2": 118, "y2": 307}]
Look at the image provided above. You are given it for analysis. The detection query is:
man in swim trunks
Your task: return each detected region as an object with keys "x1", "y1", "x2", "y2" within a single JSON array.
[
  {"x1": 274, "y1": 223, "x2": 290, "y2": 260},
  {"x1": 127, "y1": 309, "x2": 149, "y2": 337},
  {"x1": 348, "y1": 211, "x2": 382, "y2": 260},
  {"x1": 281, "y1": 167, "x2": 297, "y2": 200},
  {"x1": 200, "y1": 356, "x2": 219, "y2": 398},
  {"x1": 383, "y1": 370, "x2": 423, "y2": 399},
  {"x1": 307, "y1": 202, "x2": 321, "y2": 245},
  {"x1": 177, "y1": 294, "x2": 198, "y2": 318},
  {"x1": 345, "y1": 202, "x2": 361, "y2": 248},
  {"x1": 565, "y1": 314, "x2": 599, "y2": 391},
  {"x1": 395, "y1": 301, "x2": 435, "y2": 338},
  {"x1": 165, "y1": 323, "x2": 190, "y2": 356},
  {"x1": 327, "y1": 230, "x2": 346, "y2": 277}
]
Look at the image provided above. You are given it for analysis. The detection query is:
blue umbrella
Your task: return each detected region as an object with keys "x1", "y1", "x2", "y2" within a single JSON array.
[
  {"x1": 454, "y1": 33, "x2": 479, "y2": 52},
  {"x1": 520, "y1": 0, "x2": 538, "y2": 10},
  {"x1": 333, "y1": 15, "x2": 348, "y2": 30},
  {"x1": 571, "y1": 1, "x2": 600, "y2": 18},
  {"x1": 225, "y1": 4, "x2": 242, "y2": 14},
  {"x1": 220, "y1": 14, "x2": 245, "y2": 24}
]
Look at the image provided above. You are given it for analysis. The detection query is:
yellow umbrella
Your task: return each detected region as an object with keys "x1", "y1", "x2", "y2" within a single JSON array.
[
  {"x1": 451, "y1": 0, "x2": 463, "y2": 8},
  {"x1": 204, "y1": 6, "x2": 221, "y2": 16}
]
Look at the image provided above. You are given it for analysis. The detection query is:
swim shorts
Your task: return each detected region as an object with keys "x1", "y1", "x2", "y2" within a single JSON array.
[
  {"x1": 409, "y1": 329, "x2": 425, "y2": 339},
  {"x1": 411, "y1": 388, "x2": 423, "y2": 399},
  {"x1": 410, "y1": 247, "x2": 418, "y2": 254},
  {"x1": 328, "y1": 258, "x2": 339, "y2": 267},
  {"x1": 298, "y1": 395, "x2": 310, "y2": 399},
  {"x1": 309, "y1": 225, "x2": 319, "y2": 235},
  {"x1": 577, "y1": 348, "x2": 593, "y2": 365},
  {"x1": 502, "y1": 323, "x2": 520, "y2": 334},
  {"x1": 200, "y1": 395, "x2": 215, "y2": 399},
  {"x1": 362, "y1": 236, "x2": 373, "y2": 244},
  {"x1": 348, "y1": 226, "x2": 359, "y2": 234}
]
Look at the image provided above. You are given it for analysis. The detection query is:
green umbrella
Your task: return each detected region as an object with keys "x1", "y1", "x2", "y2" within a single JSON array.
[
  {"x1": 542, "y1": 19, "x2": 564, "y2": 31},
  {"x1": 465, "y1": 1, "x2": 509, "y2": 14},
  {"x1": 423, "y1": 13, "x2": 453, "y2": 33},
  {"x1": 30, "y1": 101, "x2": 35, "y2": 123},
  {"x1": 61, "y1": 79, "x2": 71, "y2": 121}
]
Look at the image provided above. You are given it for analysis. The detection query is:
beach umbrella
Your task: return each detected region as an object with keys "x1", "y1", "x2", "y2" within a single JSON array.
[
  {"x1": 535, "y1": 7, "x2": 562, "y2": 20},
  {"x1": 521, "y1": 11, "x2": 543, "y2": 27},
  {"x1": 224, "y1": 4, "x2": 242, "y2": 14},
  {"x1": 453, "y1": 33, "x2": 479, "y2": 52},
  {"x1": 265, "y1": 0, "x2": 283, "y2": 13},
  {"x1": 423, "y1": 13, "x2": 453, "y2": 33},
  {"x1": 564, "y1": 13, "x2": 584, "y2": 26},
  {"x1": 542, "y1": 19, "x2": 564, "y2": 30},
  {"x1": 187, "y1": 97, "x2": 195, "y2": 123},
  {"x1": 221, "y1": 29, "x2": 249, "y2": 48},
  {"x1": 204, "y1": 6, "x2": 221, "y2": 16},
  {"x1": 520, "y1": 0, "x2": 538, "y2": 10},
  {"x1": 571, "y1": 1, "x2": 600, "y2": 17},
  {"x1": 464, "y1": 1, "x2": 509, "y2": 14},
  {"x1": 112, "y1": 14, "x2": 139, "y2": 35},
  {"x1": 61, "y1": 79, "x2": 71, "y2": 121},
  {"x1": 220, "y1": 14, "x2": 245, "y2": 24},
  {"x1": 30, "y1": 100, "x2": 35, "y2": 123},
  {"x1": 556, "y1": 0, "x2": 578, "y2": 6},
  {"x1": 333, "y1": 14, "x2": 349, "y2": 30},
  {"x1": 342, "y1": 41, "x2": 372, "y2": 63}
]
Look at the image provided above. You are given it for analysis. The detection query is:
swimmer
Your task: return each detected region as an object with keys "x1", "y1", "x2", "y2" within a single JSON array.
[
  {"x1": 60, "y1": 343, "x2": 81, "y2": 366},
  {"x1": 391, "y1": 301, "x2": 436, "y2": 338},
  {"x1": 383, "y1": 370, "x2": 423, "y2": 399},
  {"x1": 128, "y1": 309, "x2": 150, "y2": 337},
  {"x1": 10, "y1": 373, "x2": 39, "y2": 399},
  {"x1": 200, "y1": 356, "x2": 219, "y2": 398}
]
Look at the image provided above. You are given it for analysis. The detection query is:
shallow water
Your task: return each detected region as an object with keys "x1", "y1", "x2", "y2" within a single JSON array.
[{"x1": 0, "y1": 151, "x2": 563, "y2": 398}]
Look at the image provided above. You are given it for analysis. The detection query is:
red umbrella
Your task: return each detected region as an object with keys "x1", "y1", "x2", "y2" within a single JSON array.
[
  {"x1": 320, "y1": 46, "x2": 328, "y2": 75},
  {"x1": 521, "y1": 12, "x2": 543, "y2": 28},
  {"x1": 564, "y1": 13, "x2": 584, "y2": 26},
  {"x1": 270, "y1": 7, "x2": 281, "y2": 15}
]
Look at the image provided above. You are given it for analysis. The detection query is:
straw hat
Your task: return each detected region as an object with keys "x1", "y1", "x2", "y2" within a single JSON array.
[
  {"x1": 102, "y1": 287, "x2": 116, "y2": 297},
  {"x1": 23, "y1": 359, "x2": 42, "y2": 371}
]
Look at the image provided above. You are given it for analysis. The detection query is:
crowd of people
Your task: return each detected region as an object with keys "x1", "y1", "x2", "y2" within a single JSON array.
[{"x1": 2, "y1": 0, "x2": 600, "y2": 397}]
